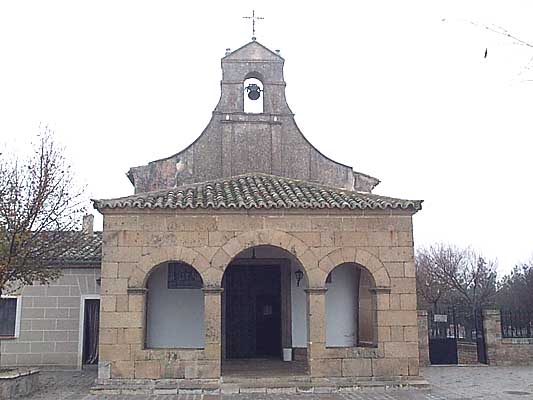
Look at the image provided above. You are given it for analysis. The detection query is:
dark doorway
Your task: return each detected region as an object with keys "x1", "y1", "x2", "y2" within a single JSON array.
[
  {"x1": 224, "y1": 265, "x2": 281, "y2": 359},
  {"x1": 82, "y1": 299, "x2": 100, "y2": 365}
]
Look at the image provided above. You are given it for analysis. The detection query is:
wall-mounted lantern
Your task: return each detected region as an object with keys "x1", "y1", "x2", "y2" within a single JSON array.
[{"x1": 295, "y1": 269, "x2": 304, "y2": 287}]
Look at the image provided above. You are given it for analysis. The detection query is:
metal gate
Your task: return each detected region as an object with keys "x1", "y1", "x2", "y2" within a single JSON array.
[{"x1": 428, "y1": 307, "x2": 487, "y2": 365}]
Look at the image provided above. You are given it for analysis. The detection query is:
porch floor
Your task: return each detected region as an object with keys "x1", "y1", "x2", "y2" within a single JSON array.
[{"x1": 221, "y1": 358, "x2": 308, "y2": 379}]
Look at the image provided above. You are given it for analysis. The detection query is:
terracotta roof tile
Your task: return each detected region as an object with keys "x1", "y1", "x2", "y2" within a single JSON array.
[
  {"x1": 48, "y1": 232, "x2": 102, "y2": 265},
  {"x1": 93, "y1": 174, "x2": 422, "y2": 212}
]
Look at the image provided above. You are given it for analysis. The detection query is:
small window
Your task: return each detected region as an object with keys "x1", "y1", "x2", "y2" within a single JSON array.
[
  {"x1": 167, "y1": 262, "x2": 203, "y2": 289},
  {"x1": 0, "y1": 297, "x2": 19, "y2": 337}
]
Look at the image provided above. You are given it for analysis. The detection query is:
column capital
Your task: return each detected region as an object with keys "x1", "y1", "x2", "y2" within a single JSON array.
[
  {"x1": 127, "y1": 287, "x2": 148, "y2": 295},
  {"x1": 305, "y1": 287, "x2": 328, "y2": 294},
  {"x1": 202, "y1": 286, "x2": 224, "y2": 294},
  {"x1": 369, "y1": 286, "x2": 391, "y2": 293}
]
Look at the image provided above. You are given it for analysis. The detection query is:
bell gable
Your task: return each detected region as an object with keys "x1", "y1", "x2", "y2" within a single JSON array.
[{"x1": 127, "y1": 40, "x2": 379, "y2": 194}]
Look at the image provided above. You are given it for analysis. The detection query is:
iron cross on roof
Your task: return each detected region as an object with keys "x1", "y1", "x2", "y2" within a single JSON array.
[{"x1": 242, "y1": 10, "x2": 264, "y2": 40}]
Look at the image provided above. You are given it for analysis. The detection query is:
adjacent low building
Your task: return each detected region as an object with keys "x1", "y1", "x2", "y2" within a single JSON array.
[{"x1": 0, "y1": 219, "x2": 101, "y2": 369}]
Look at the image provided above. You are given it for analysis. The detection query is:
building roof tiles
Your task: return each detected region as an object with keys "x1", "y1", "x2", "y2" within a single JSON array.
[{"x1": 93, "y1": 173, "x2": 422, "y2": 212}]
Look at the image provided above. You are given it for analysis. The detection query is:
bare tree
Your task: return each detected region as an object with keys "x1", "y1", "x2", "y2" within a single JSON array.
[
  {"x1": 416, "y1": 244, "x2": 498, "y2": 309},
  {"x1": 0, "y1": 127, "x2": 86, "y2": 297},
  {"x1": 497, "y1": 259, "x2": 533, "y2": 310},
  {"x1": 415, "y1": 247, "x2": 453, "y2": 310}
]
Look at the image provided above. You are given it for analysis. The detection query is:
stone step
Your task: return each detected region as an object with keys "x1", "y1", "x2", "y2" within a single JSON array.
[{"x1": 90, "y1": 377, "x2": 430, "y2": 395}]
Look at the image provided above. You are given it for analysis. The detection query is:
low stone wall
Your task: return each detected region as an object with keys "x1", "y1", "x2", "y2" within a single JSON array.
[
  {"x1": 0, "y1": 368, "x2": 39, "y2": 399},
  {"x1": 308, "y1": 346, "x2": 419, "y2": 378},
  {"x1": 483, "y1": 309, "x2": 533, "y2": 366},
  {"x1": 457, "y1": 342, "x2": 478, "y2": 364},
  {"x1": 98, "y1": 348, "x2": 219, "y2": 381}
]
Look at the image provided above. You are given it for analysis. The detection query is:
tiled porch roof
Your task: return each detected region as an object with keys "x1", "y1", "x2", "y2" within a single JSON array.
[
  {"x1": 93, "y1": 173, "x2": 422, "y2": 212},
  {"x1": 47, "y1": 232, "x2": 102, "y2": 265}
]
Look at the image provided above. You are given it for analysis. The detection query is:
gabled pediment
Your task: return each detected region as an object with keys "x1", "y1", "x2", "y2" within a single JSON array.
[{"x1": 223, "y1": 40, "x2": 283, "y2": 61}]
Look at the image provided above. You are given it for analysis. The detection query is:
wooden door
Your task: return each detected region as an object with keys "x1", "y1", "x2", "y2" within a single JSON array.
[
  {"x1": 224, "y1": 265, "x2": 281, "y2": 358},
  {"x1": 225, "y1": 266, "x2": 255, "y2": 358}
]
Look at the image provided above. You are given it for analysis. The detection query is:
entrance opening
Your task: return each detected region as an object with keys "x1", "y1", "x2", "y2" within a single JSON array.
[
  {"x1": 223, "y1": 264, "x2": 281, "y2": 358},
  {"x1": 82, "y1": 299, "x2": 100, "y2": 365},
  {"x1": 221, "y1": 245, "x2": 310, "y2": 377}
]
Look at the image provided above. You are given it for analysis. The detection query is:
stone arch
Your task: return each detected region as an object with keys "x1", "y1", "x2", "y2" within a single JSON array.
[
  {"x1": 318, "y1": 248, "x2": 391, "y2": 288},
  {"x1": 244, "y1": 71, "x2": 265, "y2": 81},
  {"x1": 129, "y1": 246, "x2": 210, "y2": 288},
  {"x1": 210, "y1": 229, "x2": 319, "y2": 286}
]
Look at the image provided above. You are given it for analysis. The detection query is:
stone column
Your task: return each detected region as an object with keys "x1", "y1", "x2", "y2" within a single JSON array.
[
  {"x1": 371, "y1": 287, "x2": 391, "y2": 345},
  {"x1": 482, "y1": 309, "x2": 501, "y2": 365},
  {"x1": 306, "y1": 288, "x2": 335, "y2": 377},
  {"x1": 417, "y1": 310, "x2": 430, "y2": 367},
  {"x1": 123, "y1": 287, "x2": 148, "y2": 379},
  {"x1": 203, "y1": 287, "x2": 223, "y2": 377}
]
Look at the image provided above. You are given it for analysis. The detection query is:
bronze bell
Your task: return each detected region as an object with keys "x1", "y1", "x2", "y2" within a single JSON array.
[{"x1": 245, "y1": 83, "x2": 261, "y2": 100}]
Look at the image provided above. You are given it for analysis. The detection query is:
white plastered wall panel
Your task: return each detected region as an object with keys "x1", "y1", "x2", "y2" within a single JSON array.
[
  {"x1": 325, "y1": 263, "x2": 359, "y2": 347},
  {"x1": 146, "y1": 264, "x2": 205, "y2": 348}
]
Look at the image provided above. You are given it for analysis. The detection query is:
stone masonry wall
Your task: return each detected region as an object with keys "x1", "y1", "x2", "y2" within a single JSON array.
[
  {"x1": 483, "y1": 309, "x2": 533, "y2": 366},
  {"x1": 99, "y1": 209, "x2": 419, "y2": 380},
  {"x1": 0, "y1": 267, "x2": 100, "y2": 368},
  {"x1": 457, "y1": 342, "x2": 478, "y2": 364},
  {"x1": 417, "y1": 310, "x2": 429, "y2": 367}
]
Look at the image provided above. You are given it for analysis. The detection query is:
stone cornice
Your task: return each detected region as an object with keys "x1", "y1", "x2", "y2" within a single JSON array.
[{"x1": 368, "y1": 286, "x2": 392, "y2": 293}]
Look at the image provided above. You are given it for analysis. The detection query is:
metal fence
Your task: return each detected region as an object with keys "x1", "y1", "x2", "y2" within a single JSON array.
[
  {"x1": 500, "y1": 309, "x2": 533, "y2": 338},
  {"x1": 428, "y1": 307, "x2": 483, "y2": 342}
]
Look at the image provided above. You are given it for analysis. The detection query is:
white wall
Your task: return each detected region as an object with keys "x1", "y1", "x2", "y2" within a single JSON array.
[
  {"x1": 290, "y1": 260, "x2": 308, "y2": 348},
  {"x1": 146, "y1": 264, "x2": 205, "y2": 348},
  {"x1": 325, "y1": 264, "x2": 358, "y2": 347}
]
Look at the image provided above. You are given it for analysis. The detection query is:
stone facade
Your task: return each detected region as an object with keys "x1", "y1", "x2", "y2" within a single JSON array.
[
  {"x1": 97, "y1": 209, "x2": 420, "y2": 380},
  {"x1": 0, "y1": 267, "x2": 100, "y2": 368},
  {"x1": 95, "y1": 38, "x2": 422, "y2": 383}
]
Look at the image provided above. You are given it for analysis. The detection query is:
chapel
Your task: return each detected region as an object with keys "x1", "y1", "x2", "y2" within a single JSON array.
[{"x1": 93, "y1": 39, "x2": 423, "y2": 384}]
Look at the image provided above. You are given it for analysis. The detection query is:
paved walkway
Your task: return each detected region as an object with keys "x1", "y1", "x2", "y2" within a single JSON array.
[{"x1": 24, "y1": 366, "x2": 533, "y2": 399}]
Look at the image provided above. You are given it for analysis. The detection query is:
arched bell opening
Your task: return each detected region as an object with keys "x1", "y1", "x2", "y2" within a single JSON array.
[
  {"x1": 243, "y1": 77, "x2": 264, "y2": 114},
  {"x1": 145, "y1": 261, "x2": 205, "y2": 349},
  {"x1": 220, "y1": 245, "x2": 309, "y2": 374},
  {"x1": 325, "y1": 263, "x2": 377, "y2": 348}
]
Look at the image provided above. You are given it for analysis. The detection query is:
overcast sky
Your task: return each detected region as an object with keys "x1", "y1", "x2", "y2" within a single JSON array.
[{"x1": 1, "y1": 1, "x2": 532, "y2": 274}]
